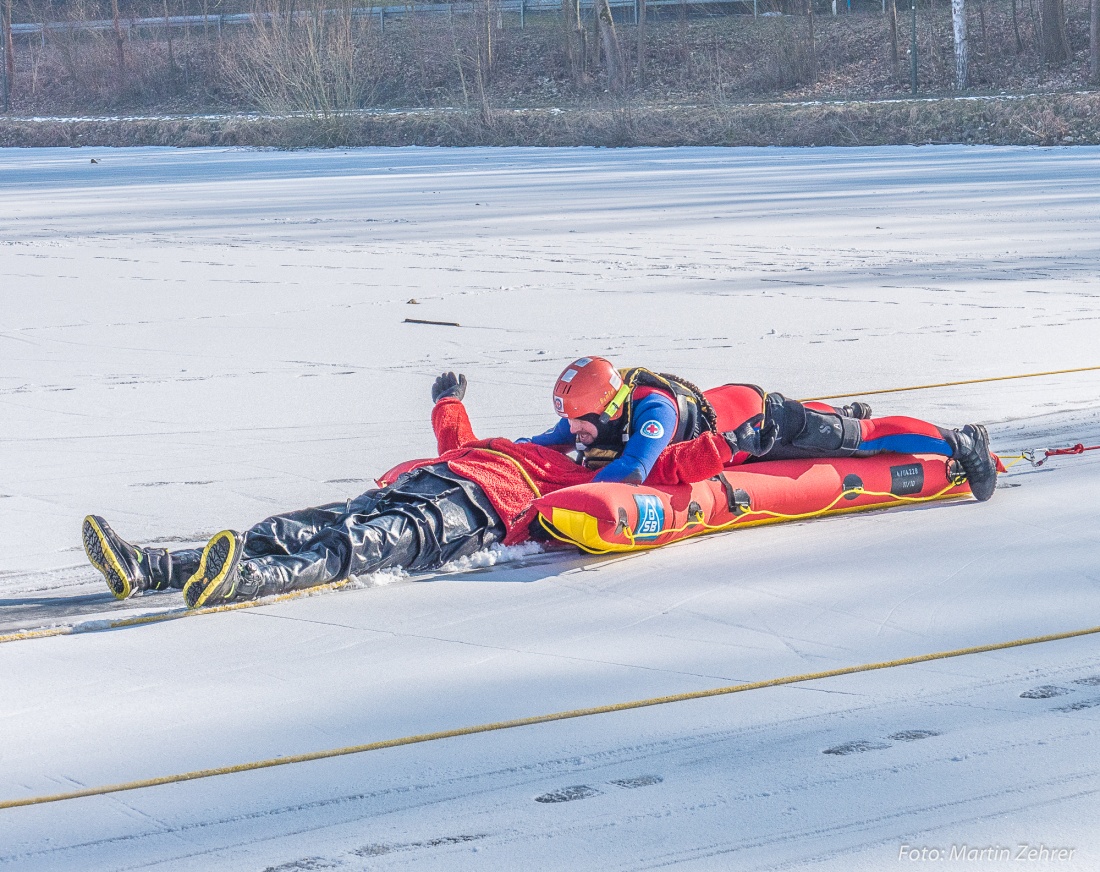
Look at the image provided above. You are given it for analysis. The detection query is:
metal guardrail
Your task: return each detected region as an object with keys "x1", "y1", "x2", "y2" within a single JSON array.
[{"x1": 11, "y1": 0, "x2": 759, "y2": 39}]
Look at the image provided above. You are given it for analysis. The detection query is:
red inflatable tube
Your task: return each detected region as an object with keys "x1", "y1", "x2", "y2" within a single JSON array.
[{"x1": 532, "y1": 453, "x2": 973, "y2": 553}]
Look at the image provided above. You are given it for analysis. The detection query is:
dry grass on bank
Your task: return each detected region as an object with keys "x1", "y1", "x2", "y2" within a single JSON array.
[{"x1": 3, "y1": 91, "x2": 1097, "y2": 147}]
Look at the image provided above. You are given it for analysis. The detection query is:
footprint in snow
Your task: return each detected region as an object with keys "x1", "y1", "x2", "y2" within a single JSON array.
[
  {"x1": 887, "y1": 729, "x2": 941, "y2": 742},
  {"x1": 535, "y1": 785, "x2": 601, "y2": 803},
  {"x1": 822, "y1": 740, "x2": 892, "y2": 756},
  {"x1": 535, "y1": 775, "x2": 663, "y2": 803},
  {"x1": 260, "y1": 858, "x2": 338, "y2": 871},
  {"x1": 1020, "y1": 685, "x2": 1073, "y2": 699},
  {"x1": 1053, "y1": 697, "x2": 1100, "y2": 713},
  {"x1": 610, "y1": 775, "x2": 663, "y2": 789},
  {"x1": 354, "y1": 834, "x2": 486, "y2": 856}
]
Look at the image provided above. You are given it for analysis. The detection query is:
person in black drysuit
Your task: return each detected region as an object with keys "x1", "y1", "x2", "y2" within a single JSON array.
[
  {"x1": 82, "y1": 373, "x2": 507, "y2": 608},
  {"x1": 84, "y1": 465, "x2": 505, "y2": 607}
]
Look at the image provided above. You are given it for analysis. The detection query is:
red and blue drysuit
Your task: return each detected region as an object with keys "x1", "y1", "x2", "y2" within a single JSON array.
[
  {"x1": 528, "y1": 386, "x2": 684, "y2": 483},
  {"x1": 528, "y1": 383, "x2": 960, "y2": 485}
]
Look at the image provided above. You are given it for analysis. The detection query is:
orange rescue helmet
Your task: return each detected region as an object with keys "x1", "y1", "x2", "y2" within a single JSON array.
[{"x1": 552, "y1": 357, "x2": 627, "y2": 420}]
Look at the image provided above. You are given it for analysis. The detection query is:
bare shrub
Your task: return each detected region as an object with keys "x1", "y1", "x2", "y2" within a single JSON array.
[
  {"x1": 40, "y1": 0, "x2": 118, "y2": 101},
  {"x1": 744, "y1": 20, "x2": 819, "y2": 91},
  {"x1": 220, "y1": 0, "x2": 386, "y2": 114}
]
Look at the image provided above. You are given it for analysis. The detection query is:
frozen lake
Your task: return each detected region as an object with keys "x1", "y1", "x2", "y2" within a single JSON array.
[{"x1": 2, "y1": 145, "x2": 1099, "y2": 870}]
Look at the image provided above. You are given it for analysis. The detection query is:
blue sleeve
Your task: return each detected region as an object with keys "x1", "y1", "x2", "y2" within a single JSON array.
[
  {"x1": 524, "y1": 417, "x2": 574, "y2": 447},
  {"x1": 593, "y1": 394, "x2": 678, "y2": 483}
]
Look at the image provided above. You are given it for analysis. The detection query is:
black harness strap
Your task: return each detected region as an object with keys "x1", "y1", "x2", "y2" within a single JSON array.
[{"x1": 712, "y1": 473, "x2": 751, "y2": 517}]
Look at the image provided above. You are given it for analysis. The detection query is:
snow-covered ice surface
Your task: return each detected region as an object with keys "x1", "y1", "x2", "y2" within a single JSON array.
[{"x1": 2, "y1": 145, "x2": 1100, "y2": 870}]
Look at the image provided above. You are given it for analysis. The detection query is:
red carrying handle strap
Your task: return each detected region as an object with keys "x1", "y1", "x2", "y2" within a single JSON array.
[{"x1": 1045, "y1": 443, "x2": 1100, "y2": 457}]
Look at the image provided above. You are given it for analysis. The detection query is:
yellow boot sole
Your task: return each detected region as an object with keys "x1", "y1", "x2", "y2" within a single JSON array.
[
  {"x1": 183, "y1": 530, "x2": 244, "y2": 609},
  {"x1": 82, "y1": 515, "x2": 135, "y2": 600}
]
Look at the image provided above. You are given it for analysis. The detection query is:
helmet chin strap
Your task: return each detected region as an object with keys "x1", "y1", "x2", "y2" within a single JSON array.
[{"x1": 575, "y1": 412, "x2": 623, "y2": 454}]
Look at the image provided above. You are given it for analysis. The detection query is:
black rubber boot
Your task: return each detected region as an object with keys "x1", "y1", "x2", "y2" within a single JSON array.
[
  {"x1": 82, "y1": 516, "x2": 198, "y2": 599},
  {"x1": 839, "y1": 401, "x2": 873, "y2": 420},
  {"x1": 951, "y1": 423, "x2": 998, "y2": 501}
]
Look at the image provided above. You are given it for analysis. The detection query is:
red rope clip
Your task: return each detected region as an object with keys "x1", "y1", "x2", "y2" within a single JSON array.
[
  {"x1": 1046, "y1": 443, "x2": 1090, "y2": 457},
  {"x1": 1025, "y1": 443, "x2": 1100, "y2": 466}
]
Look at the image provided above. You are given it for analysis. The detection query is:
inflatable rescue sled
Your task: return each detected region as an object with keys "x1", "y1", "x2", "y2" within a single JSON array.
[{"x1": 533, "y1": 453, "x2": 971, "y2": 553}]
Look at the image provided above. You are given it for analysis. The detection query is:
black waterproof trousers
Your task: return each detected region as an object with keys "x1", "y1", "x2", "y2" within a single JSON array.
[{"x1": 161, "y1": 465, "x2": 504, "y2": 598}]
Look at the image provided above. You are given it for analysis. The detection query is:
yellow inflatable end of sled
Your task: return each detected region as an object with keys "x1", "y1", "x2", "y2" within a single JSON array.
[{"x1": 548, "y1": 508, "x2": 630, "y2": 553}]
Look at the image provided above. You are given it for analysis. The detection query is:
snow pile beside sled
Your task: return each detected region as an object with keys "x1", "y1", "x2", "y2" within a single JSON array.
[{"x1": 533, "y1": 454, "x2": 972, "y2": 553}]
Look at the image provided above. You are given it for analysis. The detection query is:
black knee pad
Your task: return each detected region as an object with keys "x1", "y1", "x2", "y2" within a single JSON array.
[
  {"x1": 790, "y1": 409, "x2": 863, "y2": 453},
  {"x1": 763, "y1": 393, "x2": 808, "y2": 446},
  {"x1": 780, "y1": 399, "x2": 808, "y2": 443}
]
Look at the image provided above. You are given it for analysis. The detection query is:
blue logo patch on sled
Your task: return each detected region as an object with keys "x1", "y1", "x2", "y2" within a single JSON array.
[
  {"x1": 640, "y1": 420, "x2": 665, "y2": 439},
  {"x1": 633, "y1": 494, "x2": 665, "y2": 539}
]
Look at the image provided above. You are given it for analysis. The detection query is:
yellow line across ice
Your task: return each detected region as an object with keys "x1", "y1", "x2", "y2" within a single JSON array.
[
  {"x1": 4, "y1": 621, "x2": 1100, "y2": 811},
  {"x1": 801, "y1": 364, "x2": 1100, "y2": 401}
]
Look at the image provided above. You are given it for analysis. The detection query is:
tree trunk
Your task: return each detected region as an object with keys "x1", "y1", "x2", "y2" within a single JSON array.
[
  {"x1": 1011, "y1": 0, "x2": 1024, "y2": 53},
  {"x1": 111, "y1": 0, "x2": 126, "y2": 77},
  {"x1": 1029, "y1": 0, "x2": 1041, "y2": 61},
  {"x1": 926, "y1": 0, "x2": 938, "y2": 74},
  {"x1": 477, "y1": 43, "x2": 493, "y2": 124},
  {"x1": 637, "y1": 0, "x2": 647, "y2": 86},
  {"x1": 595, "y1": 0, "x2": 623, "y2": 93},
  {"x1": 951, "y1": 0, "x2": 968, "y2": 88},
  {"x1": 163, "y1": 0, "x2": 176, "y2": 71},
  {"x1": 561, "y1": 0, "x2": 585, "y2": 84},
  {"x1": 1040, "y1": 0, "x2": 1070, "y2": 63},
  {"x1": 677, "y1": 0, "x2": 688, "y2": 77},
  {"x1": 910, "y1": 0, "x2": 919, "y2": 93},
  {"x1": 889, "y1": 0, "x2": 900, "y2": 75},
  {"x1": 1092, "y1": 0, "x2": 1099, "y2": 82},
  {"x1": 1, "y1": 0, "x2": 13, "y2": 110},
  {"x1": 484, "y1": 0, "x2": 494, "y2": 80},
  {"x1": 807, "y1": 0, "x2": 817, "y2": 82}
]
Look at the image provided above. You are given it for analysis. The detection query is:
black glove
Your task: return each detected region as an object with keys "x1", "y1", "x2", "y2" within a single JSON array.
[
  {"x1": 431, "y1": 372, "x2": 467, "y2": 403},
  {"x1": 723, "y1": 392, "x2": 793, "y2": 457},
  {"x1": 722, "y1": 417, "x2": 776, "y2": 457}
]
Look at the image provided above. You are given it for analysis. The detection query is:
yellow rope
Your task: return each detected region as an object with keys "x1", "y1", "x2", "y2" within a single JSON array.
[
  {"x1": 0, "y1": 580, "x2": 352, "y2": 647},
  {"x1": 801, "y1": 364, "x2": 1100, "y2": 402},
  {"x1": 0, "y1": 626, "x2": 70, "y2": 644},
  {"x1": 1, "y1": 366, "x2": 1094, "y2": 802},
  {"x1": 5, "y1": 619, "x2": 1100, "y2": 812},
  {"x1": 696, "y1": 482, "x2": 964, "y2": 532}
]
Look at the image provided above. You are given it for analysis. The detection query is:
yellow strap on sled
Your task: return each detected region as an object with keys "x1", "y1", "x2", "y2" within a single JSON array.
[{"x1": 539, "y1": 480, "x2": 967, "y2": 555}]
